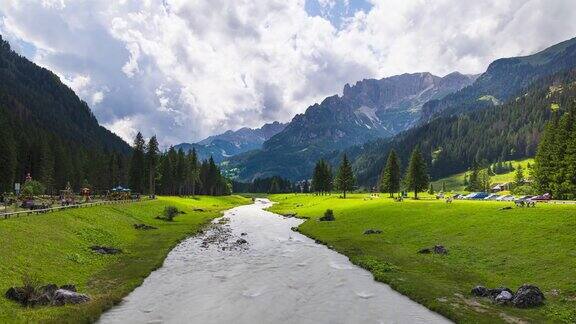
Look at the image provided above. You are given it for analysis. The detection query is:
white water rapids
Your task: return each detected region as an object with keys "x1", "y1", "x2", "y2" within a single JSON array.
[{"x1": 98, "y1": 199, "x2": 450, "y2": 324}]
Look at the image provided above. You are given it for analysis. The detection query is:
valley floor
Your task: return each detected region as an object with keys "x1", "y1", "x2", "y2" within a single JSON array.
[
  {"x1": 0, "y1": 195, "x2": 250, "y2": 323},
  {"x1": 268, "y1": 193, "x2": 576, "y2": 323}
]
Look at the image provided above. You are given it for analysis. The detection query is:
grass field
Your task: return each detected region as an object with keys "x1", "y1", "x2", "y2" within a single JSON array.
[
  {"x1": 431, "y1": 158, "x2": 534, "y2": 193},
  {"x1": 0, "y1": 195, "x2": 249, "y2": 323},
  {"x1": 268, "y1": 193, "x2": 576, "y2": 323}
]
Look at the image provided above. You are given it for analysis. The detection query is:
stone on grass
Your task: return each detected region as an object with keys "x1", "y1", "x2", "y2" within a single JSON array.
[
  {"x1": 512, "y1": 285, "x2": 545, "y2": 308},
  {"x1": 418, "y1": 248, "x2": 432, "y2": 254},
  {"x1": 495, "y1": 290, "x2": 514, "y2": 304},
  {"x1": 90, "y1": 246, "x2": 122, "y2": 254},
  {"x1": 471, "y1": 286, "x2": 489, "y2": 297},
  {"x1": 363, "y1": 229, "x2": 382, "y2": 235},
  {"x1": 488, "y1": 287, "x2": 513, "y2": 300},
  {"x1": 133, "y1": 223, "x2": 157, "y2": 230},
  {"x1": 433, "y1": 245, "x2": 448, "y2": 255},
  {"x1": 52, "y1": 289, "x2": 90, "y2": 306},
  {"x1": 60, "y1": 284, "x2": 76, "y2": 292},
  {"x1": 5, "y1": 284, "x2": 89, "y2": 307}
]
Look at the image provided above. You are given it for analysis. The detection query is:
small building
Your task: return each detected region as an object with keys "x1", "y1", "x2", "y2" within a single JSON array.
[{"x1": 491, "y1": 182, "x2": 511, "y2": 192}]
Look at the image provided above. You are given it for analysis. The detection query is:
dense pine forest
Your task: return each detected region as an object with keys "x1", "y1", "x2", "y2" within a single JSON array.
[{"x1": 0, "y1": 36, "x2": 130, "y2": 194}]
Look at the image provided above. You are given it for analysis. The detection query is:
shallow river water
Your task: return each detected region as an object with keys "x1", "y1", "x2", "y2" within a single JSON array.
[{"x1": 99, "y1": 199, "x2": 450, "y2": 324}]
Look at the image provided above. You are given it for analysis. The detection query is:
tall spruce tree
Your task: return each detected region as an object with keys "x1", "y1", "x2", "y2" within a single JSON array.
[
  {"x1": 534, "y1": 113, "x2": 559, "y2": 193},
  {"x1": 380, "y1": 149, "x2": 401, "y2": 197},
  {"x1": 403, "y1": 147, "x2": 429, "y2": 199},
  {"x1": 129, "y1": 132, "x2": 146, "y2": 193},
  {"x1": 188, "y1": 149, "x2": 200, "y2": 196},
  {"x1": 146, "y1": 136, "x2": 159, "y2": 196},
  {"x1": 335, "y1": 154, "x2": 354, "y2": 198},
  {"x1": 312, "y1": 159, "x2": 333, "y2": 195}
]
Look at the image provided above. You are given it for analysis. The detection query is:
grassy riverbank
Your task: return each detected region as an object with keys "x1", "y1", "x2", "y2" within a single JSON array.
[
  {"x1": 268, "y1": 193, "x2": 576, "y2": 323},
  {"x1": 0, "y1": 195, "x2": 249, "y2": 323}
]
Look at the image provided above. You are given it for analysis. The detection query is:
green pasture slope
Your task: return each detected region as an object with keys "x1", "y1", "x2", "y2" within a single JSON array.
[
  {"x1": 268, "y1": 193, "x2": 576, "y2": 323},
  {"x1": 0, "y1": 195, "x2": 249, "y2": 323},
  {"x1": 431, "y1": 158, "x2": 535, "y2": 192}
]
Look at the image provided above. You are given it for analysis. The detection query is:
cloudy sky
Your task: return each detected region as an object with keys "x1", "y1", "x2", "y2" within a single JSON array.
[{"x1": 1, "y1": 0, "x2": 576, "y2": 146}]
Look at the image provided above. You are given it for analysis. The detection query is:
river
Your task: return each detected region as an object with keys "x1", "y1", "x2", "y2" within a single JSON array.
[{"x1": 99, "y1": 199, "x2": 450, "y2": 324}]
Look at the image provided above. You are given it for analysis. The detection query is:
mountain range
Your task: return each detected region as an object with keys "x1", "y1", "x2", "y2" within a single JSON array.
[
  {"x1": 174, "y1": 121, "x2": 286, "y2": 162},
  {"x1": 226, "y1": 36, "x2": 576, "y2": 183}
]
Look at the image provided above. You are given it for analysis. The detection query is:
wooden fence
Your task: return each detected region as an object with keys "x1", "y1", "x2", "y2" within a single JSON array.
[{"x1": 0, "y1": 198, "x2": 148, "y2": 220}]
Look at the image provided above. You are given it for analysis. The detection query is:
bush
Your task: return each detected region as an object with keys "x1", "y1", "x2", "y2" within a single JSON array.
[
  {"x1": 319, "y1": 209, "x2": 335, "y2": 221},
  {"x1": 156, "y1": 206, "x2": 182, "y2": 221},
  {"x1": 21, "y1": 180, "x2": 45, "y2": 197},
  {"x1": 512, "y1": 184, "x2": 536, "y2": 195}
]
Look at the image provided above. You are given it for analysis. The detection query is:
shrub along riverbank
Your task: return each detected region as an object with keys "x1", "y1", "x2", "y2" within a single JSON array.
[
  {"x1": 268, "y1": 193, "x2": 576, "y2": 323},
  {"x1": 0, "y1": 195, "x2": 249, "y2": 323}
]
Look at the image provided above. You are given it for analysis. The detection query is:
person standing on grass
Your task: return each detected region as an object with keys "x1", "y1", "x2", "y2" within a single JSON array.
[{"x1": 403, "y1": 147, "x2": 429, "y2": 199}]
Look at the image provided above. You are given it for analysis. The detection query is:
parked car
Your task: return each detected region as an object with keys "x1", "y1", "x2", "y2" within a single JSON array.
[
  {"x1": 517, "y1": 195, "x2": 534, "y2": 201},
  {"x1": 496, "y1": 195, "x2": 515, "y2": 201},
  {"x1": 484, "y1": 194, "x2": 500, "y2": 200},
  {"x1": 466, "y1": 192, "x2": 490, "y2": 199},
  {"x1": 531, "y1": 193, "x2": 552, "y2": 201}
]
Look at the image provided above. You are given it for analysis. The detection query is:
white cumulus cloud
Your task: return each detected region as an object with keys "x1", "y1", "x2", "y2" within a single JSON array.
[{"x1": 0, "y1": 0, "x2": 575, "y2": 146}]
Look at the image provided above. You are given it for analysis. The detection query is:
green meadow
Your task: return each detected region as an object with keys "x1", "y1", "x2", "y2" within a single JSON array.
[
  {"x1": 431, "y1": 158, "x2": 535, "y2": 193},
  {"x1": 268, "y1": 193, "x2": 576, "y2": 323},
  {"x1": 0, "y1": 195, "x2": 249, "y2": 323}
]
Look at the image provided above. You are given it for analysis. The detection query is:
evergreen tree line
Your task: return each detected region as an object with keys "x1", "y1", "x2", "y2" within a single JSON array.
[
  {"x1": 350, "y1": 69, "x2": 576, "y2": 187},
  {"x1": 533, "y1": 102, "x2": 576, "y2": 199},
  {"x1": 232, "y1": 176, "x2": 293, "y2": 193},
  {"x1": 0, "y1": 35, "x2": 130, "y2": 194},
  {"x1": 311, "y1": 159, "x2": 333, "y2": 195},
  {"x1": 128, "y1": 132, "x2": 231, "y2": 196},
  {"x1": 309, "y1": 155, "x2": 354, "y2": 198},
  {"x1": 379, "y1": 148, "x2": 430, "y2": 198},
  {"x1": 0, "y1": 112, "x2": 130, "y2": 194}
]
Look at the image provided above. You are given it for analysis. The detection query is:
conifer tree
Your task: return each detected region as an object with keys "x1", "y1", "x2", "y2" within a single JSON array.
[
  {"x1": 335, "y1": 154, "x2": 354, "y2": 198},
  {"x1": 403, "y1": 147, "x2": 429, "y2": 199},
  {"x1": 187, "y1": 149, "x2": 200, "y2": 196},
  {"x1": 129, "y1": 132, "x2": 146, "y2": 193},
  {"x1": 514, "y1": 165, "x2": 524, "y2": 187},
  {"x1": 380, "y1": 149, "x2": 401, "y2": 197},
  {"x1": 533, "y1": 114, "x2": 558, "y2": 193},
  {"x1": 146, "y1": 136, "x2": 159, "y2": 196}
]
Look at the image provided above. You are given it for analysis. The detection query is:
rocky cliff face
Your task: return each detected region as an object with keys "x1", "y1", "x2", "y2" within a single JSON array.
[
  {"x1": 227, "y1": 72, "x2": 475, "y2": 181},
  {"x1": 264, "y1": 72, "x2": 476, "y2": 152}
]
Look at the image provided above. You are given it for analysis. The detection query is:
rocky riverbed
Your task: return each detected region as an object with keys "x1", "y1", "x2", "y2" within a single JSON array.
[{"x1": 98, "y1": 199, "x2": 450, "y2": 324}]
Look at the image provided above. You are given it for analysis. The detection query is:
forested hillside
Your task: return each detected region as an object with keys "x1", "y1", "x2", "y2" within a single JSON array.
[
  {"x1": 0, "y1": 35, "x2": 131, "y2": 193},
  {"x1": 420, "y1": 37, "x2": 576, "y2": 122},
  {"x1": 350, "y1": 69, "x2": 576, "y2": 187}
]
